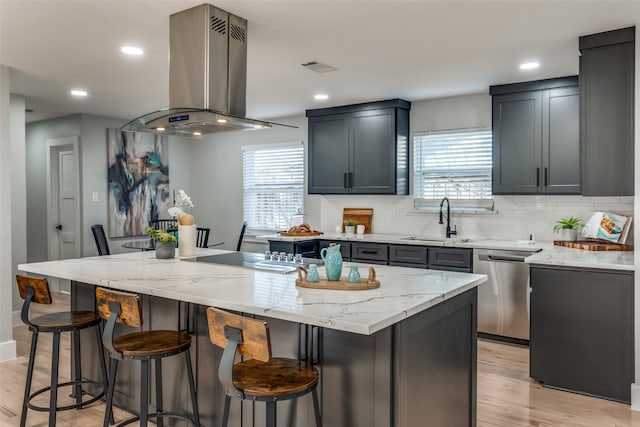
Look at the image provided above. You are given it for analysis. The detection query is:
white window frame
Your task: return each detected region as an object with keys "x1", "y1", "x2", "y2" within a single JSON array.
[
  {"x1": 413, "y1": 127, "x2": 493, "y2": 211},
  {"x1": 242, "y1": 141, "x2": 304, "y2": 232}
]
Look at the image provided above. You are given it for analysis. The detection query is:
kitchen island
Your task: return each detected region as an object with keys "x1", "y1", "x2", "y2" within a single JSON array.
[{"x1": 19, "y1": 249, "x2": 486, "y2": 427}]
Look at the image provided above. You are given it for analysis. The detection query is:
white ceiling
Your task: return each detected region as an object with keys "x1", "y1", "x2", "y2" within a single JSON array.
[{"x1": 1, "y1": 0, "x2": 639, "y2": 123}]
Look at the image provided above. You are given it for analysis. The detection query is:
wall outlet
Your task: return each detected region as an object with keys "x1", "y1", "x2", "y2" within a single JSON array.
[{"x1": 92, "y1": 191, "x2": 99, "y2": 202}]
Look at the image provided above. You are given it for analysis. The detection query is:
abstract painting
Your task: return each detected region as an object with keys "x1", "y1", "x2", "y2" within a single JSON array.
[{"x1": 107, "y1": 129, "x2": 170, "y2": 237}]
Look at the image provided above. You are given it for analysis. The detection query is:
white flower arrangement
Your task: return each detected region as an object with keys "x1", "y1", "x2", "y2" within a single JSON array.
[{"x1": 168, "y1": 189, "x2": 193, "y2": 217}]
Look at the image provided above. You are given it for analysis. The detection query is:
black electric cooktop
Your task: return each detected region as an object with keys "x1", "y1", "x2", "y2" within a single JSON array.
[{"x1": 184, "y1": 252, "x2": 321, "y2": 274}]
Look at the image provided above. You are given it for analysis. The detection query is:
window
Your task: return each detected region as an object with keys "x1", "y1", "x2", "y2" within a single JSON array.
[
  {"x1": 413, "y1": 127, "x2": 493, "y2": 210},
  {"x1": 243, "y1": 142, "x2": 304, "y2": 231}
]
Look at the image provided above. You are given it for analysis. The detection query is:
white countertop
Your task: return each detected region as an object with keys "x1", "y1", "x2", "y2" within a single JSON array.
[
  {"x1": 18, "y1": 249, "x2": 486, "y2": 335},
  {"x1": 258, "y1": 233, "x2": 635, "y2": 271}
]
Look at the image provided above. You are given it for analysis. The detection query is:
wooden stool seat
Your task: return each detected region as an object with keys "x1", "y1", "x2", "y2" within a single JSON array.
[
  {"x1": 207, "y1": 307, "x2": 322, "y2": 427},
  {"x1": 113, "y1": 330, "x2": 192, "y2": 358},
  {"x1": 233, "y1": 357, "x2": 319, "y2": 397},
  {"x1": 97, "y1": 287, "x2": 200, "y2": 427},
  {"x1": 29, "y1": 311, "x2": 101, "y2": 332},
  {"x1": 16, "y1": 275, "x2": 109, "y2": 427}
]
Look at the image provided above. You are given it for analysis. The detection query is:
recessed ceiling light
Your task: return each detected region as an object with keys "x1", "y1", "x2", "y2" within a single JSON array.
[
  {"x1": 156, "y1": 127, "x2": 165, "y2": 132},
  {"x1": 314, "y1": 94, "x2": 329, "y2": 101},
  {"x1": 70, "y1": 89, "x2": 88, "y2": 97},
  {"x1": 121, "y1": 45, "x2": 144, "y2": 56},
  {"x1": 217, "y1": 118, "x2": 227, "y2": 123},
  {"x1": 519, "y1": 62, "x2": 540, "y2": 70},
  {"x1": 192, "y1": 131, "x2": 202, "y2": 136},
  {"x1": 253, "y1": 124, "x2": 263, "y2": 129}
]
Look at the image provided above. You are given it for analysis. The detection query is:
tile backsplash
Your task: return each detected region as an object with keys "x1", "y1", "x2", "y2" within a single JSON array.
[{"x1": 316, "y1": 195, "x2": 634, "y2": 243}]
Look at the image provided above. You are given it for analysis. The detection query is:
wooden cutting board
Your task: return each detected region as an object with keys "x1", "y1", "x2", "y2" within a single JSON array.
[
  {"x1": 553, "y1": 240, "x2": 634, "y2": 251},
  {"x1": 342, "y1": 208, "x2": 373, "y2": 233}
]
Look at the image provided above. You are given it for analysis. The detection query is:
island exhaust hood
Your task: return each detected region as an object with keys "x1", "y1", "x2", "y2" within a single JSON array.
[{"x1": 121, "y1": 3, "x2": 295, "y2": 136}]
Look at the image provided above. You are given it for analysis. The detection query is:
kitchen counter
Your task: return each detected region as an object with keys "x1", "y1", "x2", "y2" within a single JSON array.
[
  {"x1": 19, "y1": 249, "x2": 483, "y2": 427},
  {"x1": 18, "y1": 248, "x2": 486, "y2": 335},
  {"x1": 259, "y1": 233, "x2": 635, "y2": 271}
]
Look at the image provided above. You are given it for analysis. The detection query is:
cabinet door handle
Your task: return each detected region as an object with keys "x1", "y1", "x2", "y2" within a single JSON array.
[
  {"x1": 544, "y1": 167, "x2": 548, "y2": 187},
  {"x1": 344, "y1": 172, "x2": 348, "y2": 189},
  {"x1": 361, "y1": 250, "x2": 379, "y2": 255},
  {"x1": 536, "y1": 168, "x2": 540, "y2": 187},
  {"x1": 348, "y1": 172, "x2": 353, "y2": 188}
]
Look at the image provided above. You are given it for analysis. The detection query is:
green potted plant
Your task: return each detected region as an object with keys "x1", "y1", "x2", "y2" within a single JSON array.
[
  {"x1": 146, "y1": 226, "x2": 177, "y2": 259},
  {"x1": 552, "y1": 216, "x2": 585, "y2": 242},
  {"x1": 344, "y1": 220, "x2": 356, "y2": 236}
]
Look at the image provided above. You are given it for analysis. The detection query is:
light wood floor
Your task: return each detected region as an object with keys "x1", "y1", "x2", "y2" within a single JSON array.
[{"x1": 1, "y1": 293, "x2": 639, "y2": 426}]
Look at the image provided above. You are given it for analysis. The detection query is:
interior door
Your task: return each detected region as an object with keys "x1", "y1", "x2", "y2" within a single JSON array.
[{"x1": 57, "y1": 149, "x2": 78, "y2": 260}]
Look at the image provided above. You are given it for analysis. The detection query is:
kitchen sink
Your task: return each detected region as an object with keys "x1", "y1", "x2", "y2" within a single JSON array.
[{"x1": 401, "y1": 236, "x2": 473, "y2": 244}]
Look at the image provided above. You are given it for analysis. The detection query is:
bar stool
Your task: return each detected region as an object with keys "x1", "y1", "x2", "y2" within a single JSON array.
[
  {"x1": 96, "y1": 287, "x2": 200, "y2": 427},
  {"x1": 207, "y1": 307, "x2": 321, "y2": 427},
  {"x1": 16, "y1": 275, "x2": 109, "y2": 427}
]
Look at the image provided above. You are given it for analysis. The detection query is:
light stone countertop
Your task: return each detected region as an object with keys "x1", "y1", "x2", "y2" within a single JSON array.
[
  {"x1": 18, "y1": 248, "x2": 487, "y2": 335},
  {"x1": 258, "y1": 233, "x2": 635, "y2": 271}
]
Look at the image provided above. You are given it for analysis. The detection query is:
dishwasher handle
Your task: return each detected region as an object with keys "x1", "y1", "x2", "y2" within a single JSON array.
[{"x1": 477, "y1": 253, "x2": 527, "y2": 263}]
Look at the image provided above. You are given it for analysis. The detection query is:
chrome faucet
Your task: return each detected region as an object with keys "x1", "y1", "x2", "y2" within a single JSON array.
[{"x1": 439, "y1": 197, "x2": 457, "y2": 239}]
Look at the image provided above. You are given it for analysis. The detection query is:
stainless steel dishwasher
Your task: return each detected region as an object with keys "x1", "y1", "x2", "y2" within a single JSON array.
[{"x1": 473, "y1": 248, "x2": 539, "y2": 342}]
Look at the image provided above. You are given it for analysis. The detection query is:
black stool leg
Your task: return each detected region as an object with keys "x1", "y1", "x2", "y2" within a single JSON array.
[
  {"x1": 155, "y1": 358, "x2": 163, "y2": 427},
  {"x1": 221, "y1": 395, "x2": 231, "y2": 427},
  {"x1": 266, "y1": 401, "x2": 276, "y2": 427},
  {"x1": 312, "y1": 388, "x2": 322, "y2": 427},
  {"x1": 96, "y1": 324, "x2": 114, "y2": 425},
  {"x1": 184, "y1": 349, "x2": 200, "y2": 427},
  {"x1": 49, "y1": 331, "x2": 61, "y2": 427},
  {"x1": 20, "y1": 331, "x2": 38, "y2": 427},
  {"x1": 103, "y1": 359, "x2": 118, "y2": 427},
  {"x1": 73, "y1": 329, "x2": 82, "y2": 406},
  {"x1": 140, "y1": 359, "x2": 149, "y2": 427}
]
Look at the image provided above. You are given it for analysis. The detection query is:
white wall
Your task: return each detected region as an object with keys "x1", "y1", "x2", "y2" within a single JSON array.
[
  {"x1": 191, "y1": 94, "x2": 633, "y2": 248},
  {"x1": 0, "y1": 65, "x2": 16, "y2": 361}
]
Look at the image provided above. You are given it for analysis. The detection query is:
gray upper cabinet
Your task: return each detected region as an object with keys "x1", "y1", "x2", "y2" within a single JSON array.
[
  {"x1": 307, "y1": 99, "x2": 410, "y2": 195},
  {"x1": 491, "y1": 77, "x2": 580, "y2": 195},
  {"x1": 579, "y1": 27, "x2": 635, "y2": 196}
]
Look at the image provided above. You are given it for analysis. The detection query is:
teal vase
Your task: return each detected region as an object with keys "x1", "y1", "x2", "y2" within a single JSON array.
[
  {"x1": 307, "y1": 264, "x2": 320, "y2": 282},
  {"x1": 348, "y1": 266, "x2": 361, "y2": 283},
  {"x1": 320, "y1": 245, "x2": 343, "y2": 281}
]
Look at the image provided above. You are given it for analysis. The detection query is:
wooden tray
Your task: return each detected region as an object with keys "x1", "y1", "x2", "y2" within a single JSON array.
[
  {"x1": 342, "y1": 208, "x2": 373, "y2": 233},
  {"x1": 278, "y1": 230, "x2": 324, "y2": 237},
  {"x1": 295, "y1": 266, "x2": 380, "y2": 290},
  {"x1": 554, "y1": 240, "x2": 634, "y2": 251}
]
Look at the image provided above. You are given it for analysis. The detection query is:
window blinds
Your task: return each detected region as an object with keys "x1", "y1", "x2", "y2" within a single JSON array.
[
  {"x1": 242, "y1": 142, "x2": 304, "y2": 230},
  {"x1": 413, "y1": 128, "x2": 493, "y2": 210}
]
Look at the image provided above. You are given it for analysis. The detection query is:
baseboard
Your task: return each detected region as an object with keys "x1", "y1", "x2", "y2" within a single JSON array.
[
  {"x1": 0, "y1": 339, "x2": 16, "y2": 362},
  {"x1": 631, "y1": 383, "x2": 640, "y2": 410},
  {"x1": 12, "y1": 310, "x2": 22, "y2": 327}
]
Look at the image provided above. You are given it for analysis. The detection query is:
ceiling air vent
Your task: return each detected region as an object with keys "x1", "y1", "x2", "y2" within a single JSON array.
[{"x1": 301, "y1": 61, "x2": 338, "y2": 73}]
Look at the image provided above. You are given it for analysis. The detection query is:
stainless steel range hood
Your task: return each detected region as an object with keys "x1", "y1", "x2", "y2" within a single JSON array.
[{"x1": 121, "y1": 3, "x2": 295, "y2": 136}]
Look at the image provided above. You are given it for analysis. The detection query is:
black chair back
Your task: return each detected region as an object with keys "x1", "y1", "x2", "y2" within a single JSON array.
[
  {"x1": 91, "y1": 224, "x2": 110, "y2": 256},
  {"x1": 149, "y1": 219, "x2": 178, "y2": 232},
  {"x1": 196, "y1": 227, "x2": 210, "y2": 248},
  {"x1": 236, "y1": 222, "x2": 248, "y2": 252}
]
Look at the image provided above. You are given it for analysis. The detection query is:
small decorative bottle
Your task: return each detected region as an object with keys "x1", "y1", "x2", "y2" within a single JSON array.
[
  {"x1": 307, "y1": 264, "x2": 320, "y2": 282},
  {"x1": 348, "y1": 265, "x2": 361, "y2": 283}
]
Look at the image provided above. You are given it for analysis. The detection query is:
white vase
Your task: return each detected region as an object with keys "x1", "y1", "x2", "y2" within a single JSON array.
[
  {"x1": 561, "y1": 228, "x2": 578, "y2": 242},
  {"x1": 178, "y1": 224, "x2": 197, "y2": 257}
]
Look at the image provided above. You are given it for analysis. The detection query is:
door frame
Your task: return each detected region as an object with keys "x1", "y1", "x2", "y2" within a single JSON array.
[{"x1": 46, "y1": 136, "x2": 82, "y2": 264}]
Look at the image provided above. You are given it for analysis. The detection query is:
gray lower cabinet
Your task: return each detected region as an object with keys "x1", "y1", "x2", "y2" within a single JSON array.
[
  {"x1": 72, "y1": 281, "x2": 478, "y2": 427},
  {"x1": 491, "y1": 77, "x2": 580, "y2": 195},
  {"x1": 530, "y1": 266, "x2": 634, "y2": 403},
  {"x1": 269, "y1": 240, "x2": 318, "y2": 258},
  {"x1": 351, "y1": 242, "x2": 388, "y2": 265},
  {"x1": 428, "y1": 247, "x2": 473, "y2": 272},
  {"x1": 579, "y1": 26, "x2": 635, "y2": 196},
  {"x1": 388, "y1": 244, "x2": 428, "y2": 268},
  {"x1": 318, "y1": 239, "x2": 351, "y2": 260}
]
